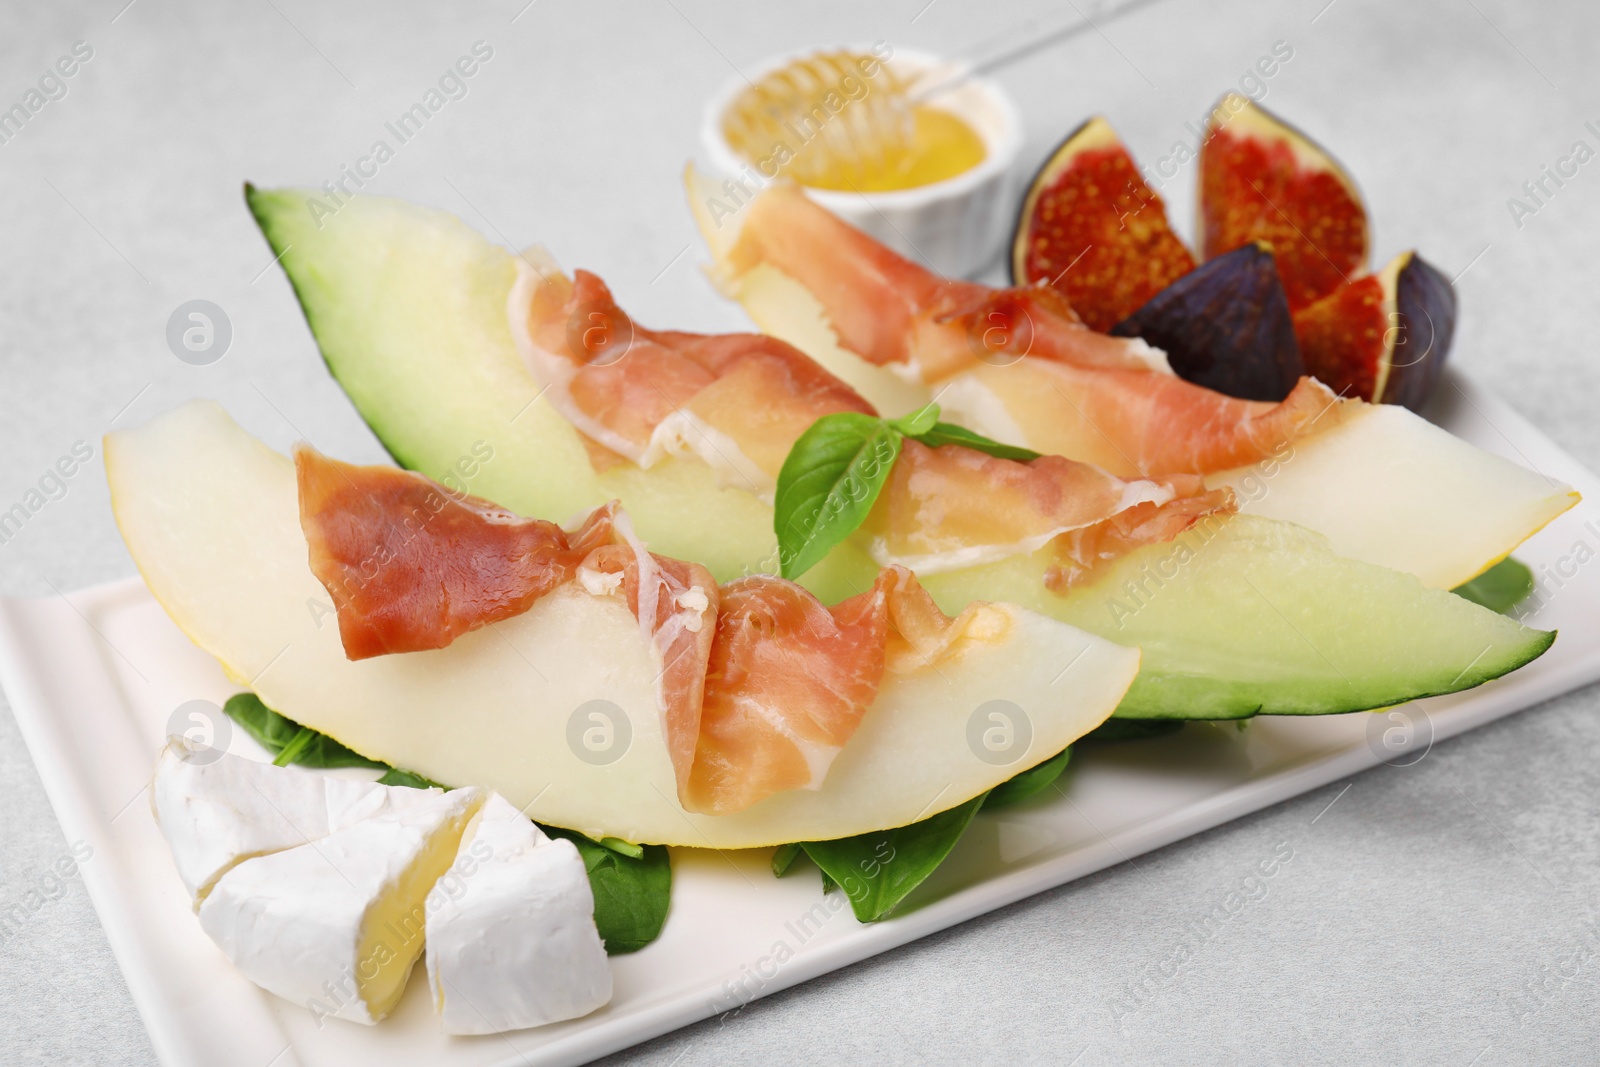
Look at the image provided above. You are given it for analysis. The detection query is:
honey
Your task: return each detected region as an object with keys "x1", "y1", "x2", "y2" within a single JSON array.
[{"x1": 721, "y1": 51, "x2": 988, "y2": 194}]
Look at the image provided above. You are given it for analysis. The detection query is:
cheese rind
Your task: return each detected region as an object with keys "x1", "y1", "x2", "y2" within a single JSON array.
[
  {"x1": 197, "y1": 786, "x2": 484, "y2": 1024},
  {"x1": 425, "y1": 794, "x2": 611, "y2": 1034},
  {"x1": 150, "y1": 737, "x2": 441, "y2": 906}
]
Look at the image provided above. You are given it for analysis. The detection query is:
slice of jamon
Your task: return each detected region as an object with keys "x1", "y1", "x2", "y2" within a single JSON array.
[
  {"x1": 724, "y1": 181, "x2": 1171, "y2": 381},
  {"x1": 295, "y1": 445, "x2": 591, "y2": 660},
  {"x1": 1047, "y1": 476, "x2": 1232, "y2": 591},
  {"x1": 686, "y1": 565, "x2": 996, "y2": 815},
  {"x1": 570, "y1": 508, "x2": 720, "y2": 800},
  {"x1": 944, "y1": 361, "x2": 1343, "y2": 479},
  {"x1": 298, "y1": 448, "x2": 1007, "y2": 817},
  {"x1": 861, "y1": 439, "x2": 1236, "y2": 573},
  {"x1": 509, "y1": 254, "x2": 872, "y2": 494},
  {"x1": 296, "y1": 448, "x2": 719, "y2": 801},
  {"x1": 702, "y1": 177, "x2": 1347, "y2": 480}
]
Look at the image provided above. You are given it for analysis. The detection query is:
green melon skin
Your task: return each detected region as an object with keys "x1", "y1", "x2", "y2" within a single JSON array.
[
  {"x1": 245, "y1": 186, "x2": 1554, "y2": 719},
  {"x1": 244, "y1": 184, "x2": 872, "y2": 601},
  {"x1": 919, "y1": 514, "x2": 1554, "y2": 719}
]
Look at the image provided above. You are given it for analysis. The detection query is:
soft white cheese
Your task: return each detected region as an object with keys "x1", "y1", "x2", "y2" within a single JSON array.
[
  {"x1": 197, "y1": 786, "x2": 484, "y2": 1024},
  {"x1": 425, "y1": 794, "x2": 611, "y2": 1034},
  {"x1": 150, "y1": 737, "x2": 441, "y2": 906}
]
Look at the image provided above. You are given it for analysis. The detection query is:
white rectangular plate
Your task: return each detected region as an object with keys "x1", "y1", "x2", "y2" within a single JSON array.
[{"x1": 5, "y1": 373, "x2": 1600, "y2": 1067}]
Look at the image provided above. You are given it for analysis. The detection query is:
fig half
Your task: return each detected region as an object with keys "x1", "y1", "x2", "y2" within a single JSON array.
[
  {"x1": 1011, "y1": 116, "x2": 1196, "y2": 332},
  {"x1": 1111, "y1": 242, "x2": 1303, "y2": 401},
  {"x1": 1198, "y1": 94, "x2": 1368, "y2": 310},
  {"x1": 1292, "y1": 250, "x2": 1456, "y2": 409}
]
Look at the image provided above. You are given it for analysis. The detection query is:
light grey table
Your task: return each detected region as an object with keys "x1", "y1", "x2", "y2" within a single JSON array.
[{"x1": 4, "y1": 0, "x2": 1599, "y2": 1063}]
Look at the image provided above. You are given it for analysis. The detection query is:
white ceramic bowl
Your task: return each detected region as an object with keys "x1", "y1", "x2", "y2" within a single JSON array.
[{"x1": 700, "y1": 47, "x2": 1023, "y2": 278}]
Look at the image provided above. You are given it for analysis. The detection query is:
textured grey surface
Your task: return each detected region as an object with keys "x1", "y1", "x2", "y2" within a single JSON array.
[{"x1": 2, "y1": 0, "x2": 1598, "y2": 1063}]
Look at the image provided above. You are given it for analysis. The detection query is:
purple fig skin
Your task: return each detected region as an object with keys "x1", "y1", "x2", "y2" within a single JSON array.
[
  {"x1": 1380, "y1": 252, "x2": 1456, "y2": 411},
  {"x1": 1110, "y1": 243, "x2": 1305, "y2": 402}
]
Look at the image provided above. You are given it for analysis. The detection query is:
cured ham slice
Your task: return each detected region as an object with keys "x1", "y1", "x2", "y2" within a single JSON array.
[
  {"x1": 295, "y1": 446, "x2": 588, "y2": 659},
  {"x1": 296, "y1": 449, "x2": 718, "y2": 802},
  {"x1": 567, "y1": 507, "x2": 719, "y2": 800},
  {"x1": 947, "y1": 361, "x2": 1344, "y2": 478},
  {"x1": 297, "y1": 448, "x2": 1009, "y2": 817},
  {"x1": 864, "y1": 439, "x2": 1236, "y2": 574},
  {"x1": 709, "y1": 178, "x2": 1350, "y2": 479},
  {"x1": 1047, "y1": 476, "x2": 1232, "y2": 591},
  {"x1": 510, "y1": 255, "x2": 872, "y2": 495},
  {"x1": 687, "y1": 565, "x2": 1002, "y2": 815},
  {"x1": 725, "y1": 182, "x2": 1171, "y2": 380},
  {"x1": 687, "y1": 574, "x2": 888, "y2": 815}
]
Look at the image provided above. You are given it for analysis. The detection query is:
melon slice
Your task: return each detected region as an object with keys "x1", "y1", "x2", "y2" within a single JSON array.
[
  {"x1": 245, "y1": 185, "x2": 854, "y2": 593},
  {"x1": 941, "y1": 362, "x2": 1577, "y2": 589},
  {"x1": 920, "y1": 514, "x2": 1555, "y2": 720},
  {"x1": 106, "y1": 401, "x2": 1140, "y2": 848},
  {"x1": 687, "y1": 176, "x2": 1577, "y2": 590}
]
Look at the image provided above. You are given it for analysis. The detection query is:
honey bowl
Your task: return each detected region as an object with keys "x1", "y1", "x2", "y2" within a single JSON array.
[{"x1": 699, "y1": 46, "x2": 1023, "y2": 277}]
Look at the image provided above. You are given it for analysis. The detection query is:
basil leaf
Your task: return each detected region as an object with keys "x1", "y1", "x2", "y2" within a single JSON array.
[
  {"x1": 543, "y1": 826, "x2": 671, "y2": 954},
  {"x1": 222, "y1": 693, "x2": 387, "y2": 769},
  {"x1": 771, "y1": 841, "x2": 804, "y2": 878},
  {"x1": 912, "y1": 421, "x2": 1042, "y2": 462},
  {"x1": 271, "y1": 727, "x2": 316, "y2": 767},
  {"x1": 983, "y1": 747, "x2": 1072, "y2": 811},
  {"x1": 596, "y1": 836, "x2": 645, "y2": 860},
  {"x1": 889, "y1": 402, "x2": 940, "y2": 437},
  {"x1": 802, "y1": 793, "x2": 987, "y2": 922},
  {"x1": 1084, "y1": 718, "x2": 1185, "y2": 742},
  {"x1": 773, "y1": 412, "x2": 902, "y2": 579},
  {"x1": 377, "y1": 767, "x2": 446, "y2": 789},
  {"x1": 1452, "y1": 557, "x2": 1534, "y2": 615}
]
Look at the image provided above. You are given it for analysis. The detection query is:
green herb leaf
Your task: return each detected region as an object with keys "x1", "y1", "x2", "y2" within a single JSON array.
[
  {"x1": 376, "y1": 767, "x2": 446, "y2": 789},
  {"x1": 596, "y1": 837, "x2": 645, "y2": 860},
  {"x1": 771, "y1": 841, "x2": 804, "y2": 878},
  {"x1": 773, "y1": 412, "x2": 902, "y2": 579},
  {"x1": 222, "y1": 693, "x2": 387, "y2": 770},
  {"x1": 912, "y1": 421, "x2": 1042, "y2": 462},
  {"x1": 1084, "y1": 718, "x2": 1186, "y2": 743},
  {"x1": 889, "y1": 402, "x2": 941, "y2": 437},
  {"x1": 983, "y1": 748, "x2": 1072, "y2": 811},
  {"x1": 543, "y1": 827, "x2": 671, "y2": 954},
  {"x1": 1452, "y1": 557, "x2": 1534, "y2": 615},
  {"x1": 802, "y1": 793, "x2": 987, "y2": 922},
  {"x1": 271, "y1": 726, "x2": 316, "y2": 767}
]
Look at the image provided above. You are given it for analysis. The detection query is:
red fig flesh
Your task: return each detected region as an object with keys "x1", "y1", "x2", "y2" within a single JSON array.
[
  {"x1": 1012, "y1": 116, "x2": 1196, "y2": 332},
  {"x1": 1198, "y1": 95, "x2": 1368, "y2": 311}
]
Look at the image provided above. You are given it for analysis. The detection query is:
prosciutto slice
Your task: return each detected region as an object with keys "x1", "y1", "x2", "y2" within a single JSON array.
[
  {"x1": 864, "y1": 439, "x2": 1235, "y2": 579},
  {"x1": 721, "y1": 181, "x2": 1347, "y2": 477},
  {"x1": 296, "y1": 449, "x2": 719, "y2": 802},
  {"x1": 296, "y1": 449, "x2": 994, "y2": 816},
  {"x1": 295, "y1": 445, "x2": 590, "y2": 659},
  {"x1": 726, "y1": 182, "x2": 1170, "y2": 380},
  {"x1": 687, "y1": 565, "x2": 1003, "y2": 815},
  {"x1": 511, "y1": 257, "x2": 873, "y2": 494}
]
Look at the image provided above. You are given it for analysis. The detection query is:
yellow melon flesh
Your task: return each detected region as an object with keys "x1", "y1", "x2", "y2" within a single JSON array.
[{"x1": 106, "y1": 401, "x2": 1141, "y2": 848}]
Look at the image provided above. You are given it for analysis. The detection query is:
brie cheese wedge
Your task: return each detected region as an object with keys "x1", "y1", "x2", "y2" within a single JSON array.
[
  {"x1": 151, "y1": 736, "x2": 441, "y2": 906},
  {"x1": 425, "y1": 794, "x2": 611, "y2": 1034},
  {"x1": 198, "y1": 786, "x2": 484, "y2": 1024}
]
